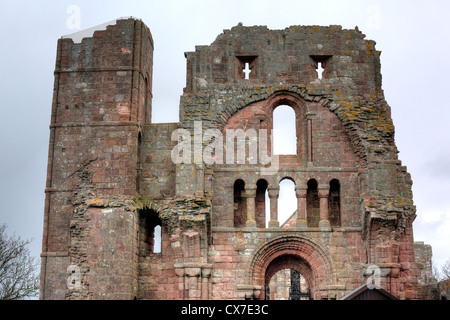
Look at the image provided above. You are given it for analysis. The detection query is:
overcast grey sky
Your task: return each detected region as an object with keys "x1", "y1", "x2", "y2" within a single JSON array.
[{"x1": 0, "y1": 0, "x2": 449, "y2": 271}]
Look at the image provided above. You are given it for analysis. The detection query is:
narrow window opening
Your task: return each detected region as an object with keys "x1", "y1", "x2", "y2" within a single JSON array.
[
  {"x1": 307, "y1": 179, "x2": 320, "y2": 227},
  {"x1": 273, "y1": 105, "x2": 297, "y2": 155},
  {"x1": 243, "y1": 62, "x2": 251, "y2": 80},
  {"x1": 153, "y1": 225, "x2": 161, "y2": 253},
  {"x1": 233, "y1": 179, "x2": 246, "y2": 227},
  {"x1": 138, "y1": 209, "x2": 162, "y2": 256},
  {"x1": 278, "y1": 178, "x2": 297, "y2": 226},
  {"x1": 256, "y1": 179, "x2": 268, "y2": 228},
  {"x1": 317, "y1": 62, "x2": 324, "y2": 80},
  {"x1": 265, "y1": 189, "x2": 270, "y2": 228},
  {"x1": 328, "y1": 179, "x2": 341, "y2": 227}
]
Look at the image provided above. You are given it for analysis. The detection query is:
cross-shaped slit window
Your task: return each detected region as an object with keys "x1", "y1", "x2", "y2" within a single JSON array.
[
  {"x1": 235, "y1": 56, "x2": 257, "y2": 80},
  {"x1": 243, "y1": 62, "x2": 251, "y2": 80},
  {"x1": 317, "y1": 62, "x2": 324, "y2": 80},
  {"x1": 310, "y1": 55, "x2": 332, "y2": 80}
]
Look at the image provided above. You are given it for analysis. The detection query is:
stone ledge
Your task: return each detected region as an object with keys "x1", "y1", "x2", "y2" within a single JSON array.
[
  {"x1": 328, "y1": 285, "x2": 346, "y2": 290},
  {"x1": 41, "y1": 251, "x2": 69, "y2": 257},
  {"x1": 213, "y1": 166, "x2": 359, "y2": 172},
  {"x1": 212, "y1": 227, "x2": 362, "y2": 232},
  {"x1": 50, "y1": 121, "x2": 140, "y2": 128}
]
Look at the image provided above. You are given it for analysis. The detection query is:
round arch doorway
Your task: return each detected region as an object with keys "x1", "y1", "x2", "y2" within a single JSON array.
[
  {"x1": 249, "y1": 236, "x2": 333, "y2": 300},
  {"x1": 265, "y1": 254, "x2": 312, "y2": 300}
]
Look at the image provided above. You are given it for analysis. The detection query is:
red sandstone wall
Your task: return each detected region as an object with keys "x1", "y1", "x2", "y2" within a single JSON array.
[
  {"x1": 41, "y1": 20, "x2": 418, "y2": 300},
  {"x1": 41, "y1": 18, "x2": 153, "y2": 299}
]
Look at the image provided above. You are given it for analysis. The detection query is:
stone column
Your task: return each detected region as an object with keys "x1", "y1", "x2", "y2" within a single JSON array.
[
  {"x1": 245, "y1": 186, "x2": 257, "y2": 227},
  {"x1": 305, "y1": 112, "x2": 315, "y2": 165},
  {"x1": 295, "y1": 187, "x2": 308, "y2": 228},
  {"x1": 201, "y1": 265, "x2": 213, "y2": 300},
  {"x1": 318, "y1": 186, "x2": 331, "y2": 230},
  {"x1": 204, "y1": 168, "x2": 214, "y2": 199},
  {"x1": 185, "y1": 267, "x2": 202, "y2": 300},
  {"x1": 174, "y1": 264, "x2": 185, "y2": 299},
  {"x1": 195, "y1": 164, "x2": 204, "y2": 197},
  {"x1": 268, "y1": 188, "x2": 279, "y2": 227}
]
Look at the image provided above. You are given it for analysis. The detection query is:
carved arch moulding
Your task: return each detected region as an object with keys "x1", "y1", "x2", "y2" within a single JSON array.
[
  {"x1": 248, "y1": 235, "x2": 334, "y2": 300},
  {"x1": 211, "y1": 85, "x2": 370, "y2": 168}
]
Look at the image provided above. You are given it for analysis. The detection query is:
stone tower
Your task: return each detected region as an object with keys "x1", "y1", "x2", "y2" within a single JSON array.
[{"x1": 40, "y1": 18, "x2": 419, "y2": 300}]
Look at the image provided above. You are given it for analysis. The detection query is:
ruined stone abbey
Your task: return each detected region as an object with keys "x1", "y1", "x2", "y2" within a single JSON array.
[{"x1": 40, "y1": 18, "x2": 422, "y2": 300}]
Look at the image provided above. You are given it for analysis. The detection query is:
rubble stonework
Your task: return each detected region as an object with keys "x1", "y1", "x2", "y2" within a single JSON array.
[
  {"x1": 40, "y1": 18, "x2": 422, "y2": 300},
  {"x1": 414, "y1": 241, "x2": 438, "y2": 300}
]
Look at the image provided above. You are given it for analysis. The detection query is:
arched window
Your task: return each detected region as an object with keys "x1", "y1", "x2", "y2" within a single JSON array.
[
  {"x1": 328, "y1": 179, "x2": 341, "y2": 227},
  {"x1": 233, "y1": 179, "x2": 246, "y2": 227},
  {"x1": 256, "y1": 179, "x2": 268, "y2": 228},
  {"x1": 278, "y1": 178, "x2": 297, "y2": 226},
  {"x1": 153, "y1": 225, "x2": 161, "y2": 253},
  {"x1": 307, "y1": 179, "x2": 320, "y2": 227},
  {"x1": 273, "y1": 105, "x2": 297, "y2": 155},
  {"x1": 138, "y1": 209, "x2": 162, "y2": 256}
]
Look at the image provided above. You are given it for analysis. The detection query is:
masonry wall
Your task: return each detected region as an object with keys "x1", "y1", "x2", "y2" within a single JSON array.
[
  {"x1": 41, "y1": 19, "x2": 419, "y2": 300},
  {"x1": 415, "y1": 241, "x2": 439, "y2": 300},
  {"x1": 140, "y1": 123, "x2": 178, "y2": 199},
  {"x1": 178, "y1": 23, "x2": 418, "y2": 300},
  {"x1": 40, "y1": 18, "x2": 153, "y2": 299},
  {"x1": 183, "y1": 25, "x2": 380, "y2": 92}
]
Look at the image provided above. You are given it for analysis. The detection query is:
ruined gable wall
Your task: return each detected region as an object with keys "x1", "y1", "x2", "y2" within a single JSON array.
[{"x1": 178, "y1": 24, "x2": 417, "y2": 299}]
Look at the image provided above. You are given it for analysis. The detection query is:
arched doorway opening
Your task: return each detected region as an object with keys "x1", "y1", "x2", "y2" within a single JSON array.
[
  {"x1": 250, "y1": 236, "x2": 332, "y2": 300},
  {"x1": 265, "y1": 254, "x2": 312, "y2": 300}
]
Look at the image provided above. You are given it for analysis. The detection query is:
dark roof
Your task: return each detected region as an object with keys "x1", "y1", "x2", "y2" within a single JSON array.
[{"x1": 341, "y1": 284, "x2": 400, "y2": 300}]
